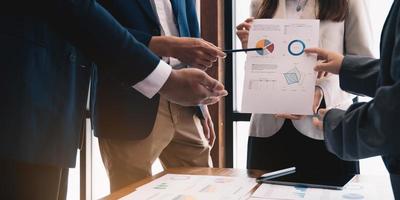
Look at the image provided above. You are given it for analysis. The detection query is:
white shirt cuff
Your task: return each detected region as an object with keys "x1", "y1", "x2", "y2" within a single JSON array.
[{"x1": 132, "y1": 60, "x2": 172, "y2": 98}]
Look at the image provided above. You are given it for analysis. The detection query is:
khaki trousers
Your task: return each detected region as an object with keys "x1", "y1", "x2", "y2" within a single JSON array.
[{"x1": 99, "y1": 97, "x2": 213, "y2": 192}]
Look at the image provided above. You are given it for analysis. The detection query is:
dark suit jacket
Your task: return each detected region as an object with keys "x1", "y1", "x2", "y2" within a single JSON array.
[
  {"x1": 0, "y1": 0, "x2": 162, "y2": 167},
  {"x1": 323, "y1": 1, "x2": 400, "y2": 198},
  {"x1": 93, "y1": 0, "x2": 201, "y2": 140}
]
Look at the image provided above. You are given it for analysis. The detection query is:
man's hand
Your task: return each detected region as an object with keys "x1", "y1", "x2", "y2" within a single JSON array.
[
  {"x1": 200, "y1": 106, "x2": 216, "y2": 146},
  {"x1": 305, "y1": 48, "x2": 344, "y2": 74},
  {"x1": 159, "y1": 68, "x2": 228, "y2": 106},
  {"x1": 312, "y1": 108, "x2": 328, "y2": 130},
  {"x1": 149, "y1": 36, "x2": 226, "y2": 70},
  {"x1": 236, "y1": 17, "x2": 254, "y2": 49}
]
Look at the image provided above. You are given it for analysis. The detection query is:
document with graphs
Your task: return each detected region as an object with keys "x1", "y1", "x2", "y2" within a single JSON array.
[
  {"x1": 241, "y1": 19, "x2": 319, "y2": 115},
  {"x1": 120, "y1": 174, "x2": 257, "y2": 200}
]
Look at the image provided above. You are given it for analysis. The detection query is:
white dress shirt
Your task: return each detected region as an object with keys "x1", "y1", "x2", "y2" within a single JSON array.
[
  {"x1": 132, "y1": 0, "x2": 183, "y2": 98},
  {"x1": 150, "y1": 0, "x2": 184, "y2": 68}
]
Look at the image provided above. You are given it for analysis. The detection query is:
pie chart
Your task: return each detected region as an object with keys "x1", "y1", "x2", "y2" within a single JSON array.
[{"x1": 256, "y1": 39, "x2": 275, "y2": 56}]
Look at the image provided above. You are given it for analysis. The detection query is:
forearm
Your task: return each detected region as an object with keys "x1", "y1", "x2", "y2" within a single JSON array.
[
  {"x1": 148, "y1": 36, "x2": 172, "y2": 57},
  {"x1": 339, "y1": 55, "x2": 380, "y2": 97},
  {"x1": 148, "y1": 36, "x2": 176, "y2": 58},
  {"x1": 323, "y1": 81, "x2": 400, "y2": 160},
  {"x1": 45, "y1": 0, "x2": 161, "y2": 86}
]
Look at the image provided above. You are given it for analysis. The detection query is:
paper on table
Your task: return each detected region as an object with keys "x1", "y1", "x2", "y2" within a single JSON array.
[
  {"x1": 121, "y1": 174, "x2": 257, "y2": 200},
  {"x1": 251, "y1": 181, "x2": 379, "y2": 200},
  {"x1": 241, "y1": 19, "x2": 319, "y2": 115},
  {"x1": 120, "y1": 189, "x2": 242, "y2": 200}
]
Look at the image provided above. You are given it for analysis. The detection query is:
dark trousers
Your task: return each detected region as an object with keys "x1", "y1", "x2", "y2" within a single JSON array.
[
  {"x1": 0, "y1": 159, "x2": 69, "y2": 200},
  {"x1": 247, "y1": 120, "x2": 359, "y2": 175}
]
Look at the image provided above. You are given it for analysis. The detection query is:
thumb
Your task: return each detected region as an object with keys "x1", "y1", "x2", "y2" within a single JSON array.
[
  {"x1": 198, "y1": 72, "x2": 228, "y2": 97},
  {"x1": 245, "y1": 17, "x2": 254, "y2": 23}
]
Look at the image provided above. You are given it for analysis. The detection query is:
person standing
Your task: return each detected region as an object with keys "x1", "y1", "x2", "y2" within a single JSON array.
[
  {"x1": 95, "y1": 0, "x2": 225, "y2": 192},
  {"x1": 0, "y1": 0, "x2": 227, "y2": 199},
  {"x1": 236, "y1": 0, "x2": 373, "y2": 175},
  {"x1": 307, "y1": 0, "x2": 400, "y2": 198}
]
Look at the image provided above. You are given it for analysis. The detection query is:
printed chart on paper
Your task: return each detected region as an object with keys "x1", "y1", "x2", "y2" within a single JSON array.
[{"x1": 241, "y1": 19, "x2": 319, "y2": 115}]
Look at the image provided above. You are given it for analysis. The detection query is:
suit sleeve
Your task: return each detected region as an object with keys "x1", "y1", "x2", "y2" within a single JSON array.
[
  {"x1": 323, "y1": 55, "x2": 400, "y2": 161},
  {"x1": 323, "y1": 2, "x2": 400, "y2": 160},
  {"x1": 339, "y1": 56, "x2": 380, "y2": 97},
  {"x1": 34, "y1": 0, "x2": 162, "y2": 86},
  {"x1": 125, "y1": 28, "x2": 153, "y2": 46},
  {"x1": 323, "y1": 77, "x2": 400, "y2": 161}
]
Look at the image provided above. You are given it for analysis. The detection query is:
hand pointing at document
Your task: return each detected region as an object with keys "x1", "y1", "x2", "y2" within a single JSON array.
[
  {"x1": 304, "y1": 48, "x2": 344, "y2": 74},
  {"x1": 159, "y1": 68, "x2": 228, "y2": 106},
  {"x1": 305, "y1": 48, "x2": 345, "y2": 130}
]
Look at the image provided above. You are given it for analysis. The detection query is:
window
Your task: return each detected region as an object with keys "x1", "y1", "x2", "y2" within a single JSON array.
[{"x1": 226, "y1": 0, "x2": 393, "y2": 174}]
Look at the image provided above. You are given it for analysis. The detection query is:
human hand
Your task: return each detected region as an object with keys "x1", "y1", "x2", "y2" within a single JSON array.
[
  {"x1": 317, "y1": 71, "x2": 329, "y2": 79},
  {"x1": 275, "y1": 114, "x2": 304, "y2": 120},
  {"x1": 313, "y1": 86, "x2": 324, "y2": 114},
  {"x1": 153, "y1": 36, "x2": 225, "y2": 70},
  {"x1": 312, "y1": 108, "x2": 328, "y2": 130},
  {"x1": 305, "y1": 48, "x2": 344, "y2": 74},
  {"x1": 236, "y1": 17, "x2": 254, "y2": 49},
  {"x1": 159, "y1": 68, "x2": 228, "y2": 106},
  {"x1": 200, "y1": 106, "x2": 216, "y2": 146}
]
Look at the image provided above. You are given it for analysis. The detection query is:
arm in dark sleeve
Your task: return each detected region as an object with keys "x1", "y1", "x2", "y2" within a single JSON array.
[
  {"x1": 35, "y1": 0, "x2": 161, "y2": 86},
  {"x1": 323, "y1": 80, "x2": 400, "y2": 161},
  {"x1": 339, "y1": 55, "x2": 380, "y2": 97},
  {"x1": 96, "y1": 0, "x2": 153, "y2": 46},
  {"x1": 125, "y1": 28, "x2": 153, "y2": 47}
]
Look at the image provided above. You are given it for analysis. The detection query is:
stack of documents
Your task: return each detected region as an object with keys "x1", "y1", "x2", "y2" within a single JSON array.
[{"x1": 120, "y1": 174, "x2": 258, "y2": 200}]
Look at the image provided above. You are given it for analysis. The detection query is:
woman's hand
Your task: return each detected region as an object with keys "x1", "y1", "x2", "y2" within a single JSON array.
[
  {"x1": 313, "y1": 86, "x2": 324, "y2": 114},
  {"x1": 313, "y1": 109, "x2": 328, "y2": 130},
  {"x1": 236, "y1": 17, "x2": 254, "y2": 49},
  {"x1": 274, "y1": 114, "x2": 304, "y2": 120}
]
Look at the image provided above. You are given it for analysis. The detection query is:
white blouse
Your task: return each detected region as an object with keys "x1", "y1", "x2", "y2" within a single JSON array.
[{"x1": 248, "y1": 0, "x2": 374, "y2": 140}]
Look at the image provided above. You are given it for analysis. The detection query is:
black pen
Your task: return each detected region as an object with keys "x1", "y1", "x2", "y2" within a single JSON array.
[{"x1": 223, "y1": 48, "x2": 263, "y2": 53}]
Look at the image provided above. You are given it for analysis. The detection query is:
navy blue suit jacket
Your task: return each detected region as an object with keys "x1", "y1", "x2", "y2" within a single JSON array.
[
  {"x1": 94, "y1": 0, "x2": 200, "y2": 139},
  {"x1": 0, "y1": 0, "x2": 162, "y2": 167},
  {"x1": 323, "y1": 1, "x2": 400, "y2": 198}
]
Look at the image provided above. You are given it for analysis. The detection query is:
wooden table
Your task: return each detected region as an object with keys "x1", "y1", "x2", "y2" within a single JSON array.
[
  {"x1": 100, "y1": 167, "x2": 395, "y2": 200},
  {"x1": 100, "y1": 167, "x2": 266, "y2": 200}
]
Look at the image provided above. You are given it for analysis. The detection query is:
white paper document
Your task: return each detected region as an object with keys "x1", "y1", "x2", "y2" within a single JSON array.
[
  {"x1": 241, "y1": 19, "x2": 320, "y2": 115},
  {"x1": 120, "y1": 174, "x2": 257, "y2": 200},
  {"x1": 251, "y1": 182, "x2": 379, "y2": 200}
]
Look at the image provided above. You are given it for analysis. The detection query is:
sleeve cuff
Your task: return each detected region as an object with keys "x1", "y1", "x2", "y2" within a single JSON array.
[{"x1": 132, "y1": 60, "x2": 172, "y2": 98}]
